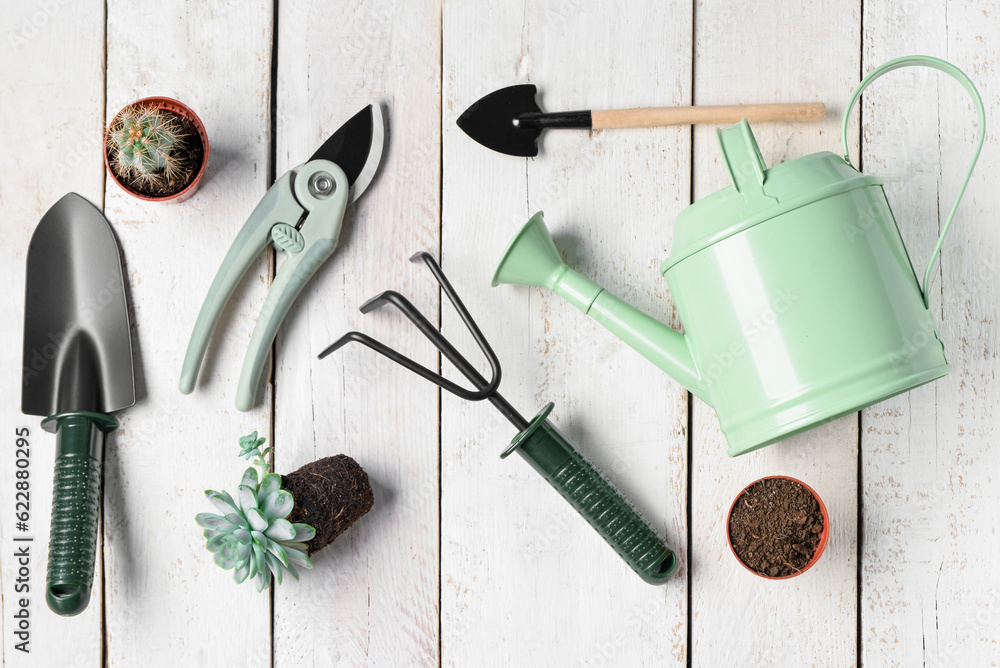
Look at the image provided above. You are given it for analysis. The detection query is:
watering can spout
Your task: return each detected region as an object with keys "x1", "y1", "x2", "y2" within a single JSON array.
[{"x1": 492, "y1": 213, "x2": 708, "y2": 405}]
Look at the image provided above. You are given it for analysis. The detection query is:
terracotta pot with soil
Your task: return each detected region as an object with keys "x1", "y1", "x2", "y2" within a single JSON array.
[
  {"x1": 196, "y1": 433, "x2": 374, "y2": 591},
  {"x1": 726, "y1": 475, "x2": 829, "y2": 580},
  {"x1": 104, "y1": 96, "x2": 209, "y2": 203}
]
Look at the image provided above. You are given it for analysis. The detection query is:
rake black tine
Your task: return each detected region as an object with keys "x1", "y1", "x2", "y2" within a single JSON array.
[
  {"x1": 361, "y1": 290, "x2": 501, "y2": 400},
  {"x1": 408, "y1": 251, "x2": 503, "y2": 389},
  {"x1": 405, "y1": 253, "x2": 529, "y2": 429},
  {"x1": 318, "y1": 331, "x2": 489, "y2": 401},
  {"x1": 361, "y1": 290, "x2": 529, "y2": 429}
]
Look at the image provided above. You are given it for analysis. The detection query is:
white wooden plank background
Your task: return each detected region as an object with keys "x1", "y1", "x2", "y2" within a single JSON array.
[{"x1": 1, "y1": 1, "x2": 997, "y2": 667}]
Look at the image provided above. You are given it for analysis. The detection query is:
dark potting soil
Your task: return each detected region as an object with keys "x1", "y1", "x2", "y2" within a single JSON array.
[
  {"x1": 109, "y1": 112, "x2": 204, "y2": 198},
  {"x1": 283, "y1": 455, "x2": 374, "y2": 556},
  {"x1": 728, "y1": 477, "x2": 824, "y2": 578}
]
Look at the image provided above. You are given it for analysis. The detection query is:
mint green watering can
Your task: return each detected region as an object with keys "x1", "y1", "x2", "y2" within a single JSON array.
[{"x1": 493, "y1": 56, "x2": 985, "y2": 456}]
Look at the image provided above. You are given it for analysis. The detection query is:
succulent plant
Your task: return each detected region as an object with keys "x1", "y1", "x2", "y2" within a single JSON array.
[
  {"x1": 195, "y1": 432, "x2": 315, "y2": 591},
  {"x1": 106, "y1": 104, "x2": 188, "y2": 189}
]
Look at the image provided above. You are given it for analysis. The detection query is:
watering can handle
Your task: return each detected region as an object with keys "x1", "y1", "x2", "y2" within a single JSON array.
[{"x1": 841, "y1": 55, "x2": 986, "y2": 309}]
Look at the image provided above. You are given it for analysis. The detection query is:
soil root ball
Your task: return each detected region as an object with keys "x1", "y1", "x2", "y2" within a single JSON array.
[{"x1": 283, "y1": 455, "x2": 374, "y2": 556}]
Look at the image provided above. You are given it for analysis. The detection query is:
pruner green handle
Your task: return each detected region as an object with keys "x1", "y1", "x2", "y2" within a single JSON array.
[
  {"x1": 501, "y1": 403, "x2": 678, "y2": 585},
  {"x1": 42, "y1": 411, "x2": 118, "y2": 616},
  {"x1": 179, "y1": 160, "x2": 349, "y2": 411}
]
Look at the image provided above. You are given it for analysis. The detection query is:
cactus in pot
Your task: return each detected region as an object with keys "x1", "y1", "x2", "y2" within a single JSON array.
[
  {"x1": 104, "y1": 97, "x2": 209, "y2": 202},
  {"x1": 106, "y1": 105, "x2": 187, "y2": 190}
]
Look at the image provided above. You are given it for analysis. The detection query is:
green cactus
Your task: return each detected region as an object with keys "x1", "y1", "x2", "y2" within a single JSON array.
[
  {"x1": 106, "y1": 104, "x2": 187, "y2": 189},
  {"x1": 195, "y1": 432, "x2": 315, "y2": 592}
]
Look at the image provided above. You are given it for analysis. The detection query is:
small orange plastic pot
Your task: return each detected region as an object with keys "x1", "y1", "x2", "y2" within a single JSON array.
[
  {"x1": 726, "y1": 475, "x2": 830, "y2": 580},
  {"x1": 104, "y1": 96, "x2": 209, "y2": 203}
]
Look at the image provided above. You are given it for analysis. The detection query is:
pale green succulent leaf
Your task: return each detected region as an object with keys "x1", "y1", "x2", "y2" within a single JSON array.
[
  {"x1": 284, "y1": 562, "x2": 300, "y2": 581},
  {"x1": 233, "y1": 528, "x2": 252, "y2": 545},
  {"x1": 221, "y1": 543, "x2": 241, "y2": 562},
  {"x1": 225, "y1": 512, "x2": 250, "y2": 530},
  {"x1": 291, "y1": 523, "x2": 316, "y2": 542},
  {"x1": 265, "y1": 553, "x2": 284, "y2": 585},
  {"x1": 267, "y1": 540, "x2": 290, "y2": 568},
  {"x1": 240, "y1": 467, "x2": 259, "y2": 490},
  {"x1": 252, "y1": 542, "x2": 266, "y2": 566},
  {"x1": 261, "y1": 489, "x2": 293, "y2": 520},
  {"x1": 196, "y1": 513, "x2": 238, "y2": 532},
  {"x1": 213, "y1": 552, "x2": 238, "y2": 570},
  {"x1": 205, "y1": 489, "x2": 240, "y2": 515},
  {"x1": 233, "y1": 561, "x2": 251, "y2": 584},
  {"x1": 253, "y1": 564, "x2": 272, "y2": 592},
  {"x1": 277, "y1": 541, "x2": 310, "y2": 551},
  {"x1": 239, "y1": 431, "x2": 267, "y2": 459},
  {"x1": 258, "y1": 473, "x2": 281, "y2": 500},
  {"x1": 238, "y1": 485, "x2": 258, "y2": 513},
  {"x1": 246, "y1": 508, "x2": 268, "y2": 532},
  {"x1": 264, "y1": 518, "x2": 295, "y2": 542},
  {"x1": 285, "y1": 548, "x2": 313, "y2": 570},
  {"x1": 206, "y1": 533, "x2": 229, "y2": 552}
]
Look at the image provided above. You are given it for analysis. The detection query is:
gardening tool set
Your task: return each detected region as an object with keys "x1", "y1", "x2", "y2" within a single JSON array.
[{"x1": 20, "y1": 53, "x2": 986, "y2": 614}]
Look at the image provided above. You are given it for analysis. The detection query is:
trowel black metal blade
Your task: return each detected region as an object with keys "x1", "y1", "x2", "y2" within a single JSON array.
[
  {"x1": 457, "y1": 84, "x2": 592, "y2": 157},
  {"x1": 22, "y1": 193, "x2": 135, "y2": 416}
]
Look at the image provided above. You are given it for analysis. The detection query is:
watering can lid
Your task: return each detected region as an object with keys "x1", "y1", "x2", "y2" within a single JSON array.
[{"x1": 660, "y1": 119, "x2": 881, "y2": 274}]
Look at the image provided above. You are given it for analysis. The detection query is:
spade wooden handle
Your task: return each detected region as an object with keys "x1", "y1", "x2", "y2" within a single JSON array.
[{"x1": 591, "y1": 102, "x2": 826, "y2": 129}]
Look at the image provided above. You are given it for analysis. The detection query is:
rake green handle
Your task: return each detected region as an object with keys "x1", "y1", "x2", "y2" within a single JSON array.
[
  {"x1": 40, "y1": 412, "x2": 117, "y2": 616},
  {"x1": 501, "y1": 403, "x2": 678, "y2": 585}
]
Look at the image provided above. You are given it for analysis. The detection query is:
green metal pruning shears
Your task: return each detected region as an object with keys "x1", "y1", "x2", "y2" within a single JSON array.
[{"x1": 179, "y1": 104, "x2": 385, "y2": 410}]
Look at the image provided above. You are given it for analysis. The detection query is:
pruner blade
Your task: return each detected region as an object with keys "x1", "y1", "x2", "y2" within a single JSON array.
[{"x1": 310, "y1": 102, "x2": 385, "y2": 204}]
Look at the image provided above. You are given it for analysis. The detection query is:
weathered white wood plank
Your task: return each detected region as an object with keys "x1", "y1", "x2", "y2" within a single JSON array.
[
  {"x1": 442, "y1": 1, "x2": 691, "y2": 665},
  {"x1": 102, "y1": 2, "x2": 273, "y2": 665},
  {"x1": 272, "y1": 1, "x2": 441, "y2": 665},
  {"x1": 861, "y1": 3, "x2": 1000, "y2": 665},
  {"x1": 0, "y1": 2, "x2": 105, "y2": 666},
  {"x1": 689, "y1": 2, "x2": 860, "y2": 665}
]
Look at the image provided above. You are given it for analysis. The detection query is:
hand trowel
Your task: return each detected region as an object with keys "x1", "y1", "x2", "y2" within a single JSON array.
[
  {"x1": 21, "y1": 193, "x2": 135, "y2": 616},
  {"x1": 458, "y1": 83, "x2": 827, "y2": 157}
]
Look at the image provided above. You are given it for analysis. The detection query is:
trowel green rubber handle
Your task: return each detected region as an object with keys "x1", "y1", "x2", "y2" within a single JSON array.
[
  {"x1": 501, "y1": 403, "x2": 678, "y2": 585},
  {"x1": 40, "y1": 412, "x2": 118, "y2": 616}
]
